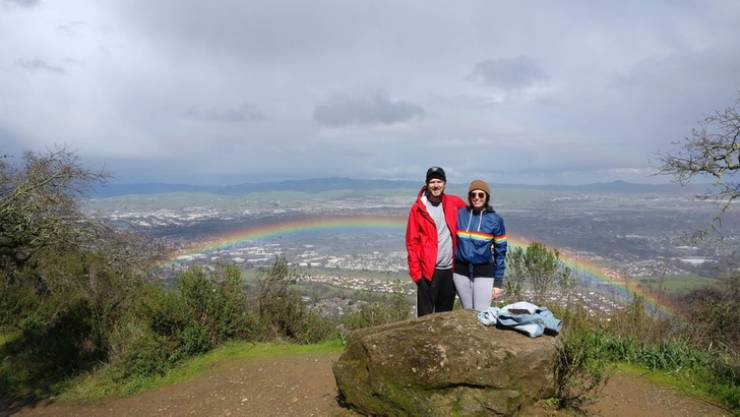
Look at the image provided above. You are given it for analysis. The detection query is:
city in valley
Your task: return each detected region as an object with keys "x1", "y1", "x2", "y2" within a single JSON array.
[{"x1": 85, "y1": 179, "x2": 739, "y2": 316}]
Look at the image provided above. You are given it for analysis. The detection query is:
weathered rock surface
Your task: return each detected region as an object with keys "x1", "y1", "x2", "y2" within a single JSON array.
[{"x1": 333, "y1": 309, "x2": 559, "y2": 417}]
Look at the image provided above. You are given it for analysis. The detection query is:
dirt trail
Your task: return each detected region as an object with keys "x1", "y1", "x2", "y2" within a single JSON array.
[
  {"x1": 583, "y1": 372, "x2": 730, "y2": 417},
  {"x1": 522, "y1": 372, "x2": 730, "y2": 417},
  {"x1": 6, "y1": 352, "x2": 350, "y2": 417},
  {"x1": 5, "y1": 352, "x2": 730, "y2": 417}
]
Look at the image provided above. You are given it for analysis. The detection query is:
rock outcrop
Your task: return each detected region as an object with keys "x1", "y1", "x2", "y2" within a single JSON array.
[{"x1": 333, "y1": 309, "x2": 559, "y2": 416}]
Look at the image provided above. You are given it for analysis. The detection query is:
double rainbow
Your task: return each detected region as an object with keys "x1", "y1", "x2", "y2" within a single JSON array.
[{"x1": 169, "y1": 214, "x2": 676, "y2": 315}]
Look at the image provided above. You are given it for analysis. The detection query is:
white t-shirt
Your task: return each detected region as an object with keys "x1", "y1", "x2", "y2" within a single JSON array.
[{"x1": 422, "y1": 193, "x2": 453, "y2": 270}]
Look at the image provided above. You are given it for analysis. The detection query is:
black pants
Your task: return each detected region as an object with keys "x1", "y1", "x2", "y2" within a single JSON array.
[{"x1": 416, "y1": 268, "x2": 455, "y2": 317}]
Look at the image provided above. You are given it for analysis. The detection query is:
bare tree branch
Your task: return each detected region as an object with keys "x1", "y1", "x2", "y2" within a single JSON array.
[
  {"x1": 659, "y1": 92, "x2": 740, "y2": 221},
  {"x1": 0, "y1": 147, "x2": 109, "y2": 267}
]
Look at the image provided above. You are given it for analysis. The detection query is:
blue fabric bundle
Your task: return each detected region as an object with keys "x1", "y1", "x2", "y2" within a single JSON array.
[{"x1": 478, "y1": 301, "x2": 562, "y2": 338}]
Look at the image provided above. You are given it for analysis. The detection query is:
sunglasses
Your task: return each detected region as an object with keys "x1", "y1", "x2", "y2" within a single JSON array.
[{"x1": 469, "y1": 191, "x2": 487, "y2": 199}]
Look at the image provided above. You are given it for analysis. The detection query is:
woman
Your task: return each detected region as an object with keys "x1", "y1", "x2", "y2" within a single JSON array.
[{"x1": 453, "y1": 179, "x2": 508, "y2": 311}]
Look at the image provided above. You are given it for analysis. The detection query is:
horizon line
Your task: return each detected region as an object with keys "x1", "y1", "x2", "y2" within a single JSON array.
[{"x1": 96, "y1": 177, "x2": 712, "y2": 188}]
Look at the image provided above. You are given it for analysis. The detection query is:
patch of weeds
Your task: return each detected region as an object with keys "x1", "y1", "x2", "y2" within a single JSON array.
[{"x1": 553, "y1": 326, "x2": 610, "y2": 409}]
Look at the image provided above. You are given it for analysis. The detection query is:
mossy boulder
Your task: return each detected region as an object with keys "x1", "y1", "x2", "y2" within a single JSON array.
[{"x1": 333, "y1": 309, "x2": 558, "y2": 416}]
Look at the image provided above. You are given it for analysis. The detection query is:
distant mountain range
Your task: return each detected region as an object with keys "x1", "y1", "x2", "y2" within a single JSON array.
[{"x1": 90, "y1": 178, "x2": 711, "y2": 198}]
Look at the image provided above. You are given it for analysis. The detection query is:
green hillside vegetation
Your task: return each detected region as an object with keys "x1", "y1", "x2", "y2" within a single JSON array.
[
  {"x1": 638, "y1": 273, "x2": 719, "y2": 294},
  {"x1": 1, "y1": 150, "x2": 737, "y2": 414}
]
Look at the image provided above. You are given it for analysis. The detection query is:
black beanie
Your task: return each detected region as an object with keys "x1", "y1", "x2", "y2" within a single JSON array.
[{"x1": 426, "y1": 166, "x2": 446, "y2": 183}]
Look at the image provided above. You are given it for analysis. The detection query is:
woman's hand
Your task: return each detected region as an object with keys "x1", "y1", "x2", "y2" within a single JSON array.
[{"x1": 492, "y1": 287, "x2": 506, "y2": 300}]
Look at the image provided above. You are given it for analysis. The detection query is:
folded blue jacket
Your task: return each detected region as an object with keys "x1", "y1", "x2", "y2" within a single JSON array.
[{"x1": 478, "y1": 301, "x2": 562, "y2": 338}]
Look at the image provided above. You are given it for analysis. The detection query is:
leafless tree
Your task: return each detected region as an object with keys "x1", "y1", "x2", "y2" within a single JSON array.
[{"x1": 659, "y1": 92, "x2": 740, "y2": 218}]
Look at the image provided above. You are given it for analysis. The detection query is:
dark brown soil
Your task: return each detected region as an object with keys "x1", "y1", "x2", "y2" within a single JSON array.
[{"x1": 5, "y1": 352, "x2": 730, "y2": 417}]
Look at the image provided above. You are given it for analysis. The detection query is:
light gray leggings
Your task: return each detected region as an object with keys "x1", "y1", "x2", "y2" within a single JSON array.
[{"x1": 453, "y1": 273, "x2": 494, "y2": 312}]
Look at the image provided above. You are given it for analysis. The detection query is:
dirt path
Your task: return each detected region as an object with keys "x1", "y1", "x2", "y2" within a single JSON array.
[
  {"x1": 523, "y1": 372, "x2": 730, "y2": 417},
  {"x1": 6, "y1": 352, "x2": 352, "y2": 417},
  {"x1": 5, "y1": 352, "x2": 730, "y2": 417},
  {"x1": 583, "y1": 372, "x2": 730, "y2": 417}
]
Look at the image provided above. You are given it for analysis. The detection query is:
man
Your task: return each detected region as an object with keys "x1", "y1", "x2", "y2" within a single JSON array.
[{"x1": 406, "y1": 166, "x2": 466, "y2": 316}]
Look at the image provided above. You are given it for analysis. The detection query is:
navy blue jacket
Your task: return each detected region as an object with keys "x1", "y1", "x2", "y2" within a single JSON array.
[{"x1": 455, "y1": 207, "x2": 507, "y2": 281}]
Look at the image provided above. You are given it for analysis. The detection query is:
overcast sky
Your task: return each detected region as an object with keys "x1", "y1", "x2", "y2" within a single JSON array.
[{"x1": 1, "y1": 0, "x2": 739, "y2": 185}]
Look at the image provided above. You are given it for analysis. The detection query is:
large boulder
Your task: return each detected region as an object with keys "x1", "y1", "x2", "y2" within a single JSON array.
[{"x1": 333, "y1": 309, "x2": 559, "y2": 416}]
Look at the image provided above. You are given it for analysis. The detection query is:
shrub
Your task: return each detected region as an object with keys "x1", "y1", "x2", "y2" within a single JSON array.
[
  {"x1": 175, "y1": 322, "x2": 213, "y2": 360},
  {"x1": 0, "y1": 297, "x2": 108, "y2": 397},
  {"x1": 217, "y1": 265, "x2": 256, "y2": 340},
  {"x1": 553, "y1": 321, "x2": 609, "y2": 409},
  {"x1": 681, "y1": 274, "x2": 740, "y2": 356},
  {"x1": 341, "y1": 293, "x2": 411, "y2": 331},
  {"x1": 506, "y1": 242, "x2": 574, "y2": 303},
  {"x1": 100, "y1": 265, "x2": 264, "y2": 381},
  {"x1": 109, "y1": 329, "x2": 170, "y2": 381},
  {"x1": 254, "y1": 257, "x2": 334, "y2": 343}
]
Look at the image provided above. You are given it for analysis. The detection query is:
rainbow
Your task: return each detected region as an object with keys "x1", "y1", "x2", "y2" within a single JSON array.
[
  {"x1": 508, "y1": 234, "x2": 677, "y2": 316},
  {"x1": 169, "y1": 214, "x2": 677, "y2": 315},
  {"x1": 170, "y1": 215, "x2": 406, "y2": 259}
]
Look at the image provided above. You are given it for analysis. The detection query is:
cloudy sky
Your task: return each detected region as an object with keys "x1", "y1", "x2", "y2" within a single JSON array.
[{"x1": 1, "y1": 0, "x2": 739, "y2": 185}]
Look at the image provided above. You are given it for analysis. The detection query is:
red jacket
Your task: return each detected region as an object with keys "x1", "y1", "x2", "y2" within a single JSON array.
[{"x1": 405, "y1": 188, "x2": 466, "y2": 282}]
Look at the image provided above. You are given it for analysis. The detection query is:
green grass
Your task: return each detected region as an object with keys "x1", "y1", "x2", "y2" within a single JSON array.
[
  {"x1": 0, "y1": 330, "x2": 19, "y2": 347},
  {"x1": 638, "y1": 274, "x2": 717, "y2": 294},
  {"x1": 581, "y1": 331, "x2": 738, "y2": 412},
  {"x1": 58, "y1": 338, "x2": 345, "y2": 403}
]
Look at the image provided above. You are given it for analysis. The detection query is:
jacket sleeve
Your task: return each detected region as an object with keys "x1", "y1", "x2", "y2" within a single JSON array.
[
  {"x1": 405, "y1": 207, "x2": 422, "y2": 282},
  {"x1": 492, "y1": 215, "x2": 508, "y2": 283},
  {"x1": 451, "y1": 195, "x2": 467, "y2": 210}
]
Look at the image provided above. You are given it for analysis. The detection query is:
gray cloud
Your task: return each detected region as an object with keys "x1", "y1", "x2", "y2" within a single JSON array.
[
  {"x1": 313, "y1": 92, "x2": 424, "y2": 127},
  {"x1": 3, "y1": 0, "x2": 40, "y2": 8},
  {"x1": 2, "y1": 1, "x2": 740, "y2": 185},
  {"x1": 16, "y1": 58, "x2": 67, "y2": 75},
  {"x1": 57, "y1": 21, "x2": 86, "y2": 37},
  {"x1": 62, "y1": 58, "x2": 82, "y2": 66},
  {"x1": 468, "y1": 56, "x2": 547, "y2": 90},
  {"x1": 185, "y1": 103, "x2": 263, "y2": 123},
  {"x1": 612, "y1": 49, "x2": 740, "y2": 101}
]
